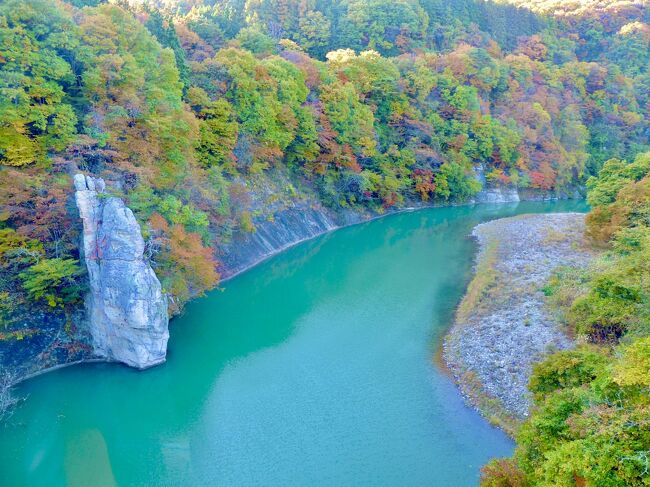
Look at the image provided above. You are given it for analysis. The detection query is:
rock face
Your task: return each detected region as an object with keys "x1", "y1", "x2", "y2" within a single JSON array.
[
  {"x1": 475, "y1": 186, "x2": 521, "y2": 204},
  {"x1": 219, "y1": 206, "x2": 338, "y2": 279},
  {"x1": 473, "y1": 164, "x2": 521, "y2": 203},
  {"x1": 74, "y1": 174, "x2": 168, "y2": 369}
]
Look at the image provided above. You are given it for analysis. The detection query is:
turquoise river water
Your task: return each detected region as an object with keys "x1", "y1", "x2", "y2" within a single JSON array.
[{"x1": 0, "y1": 201, "x2": 586, "y2": 486}]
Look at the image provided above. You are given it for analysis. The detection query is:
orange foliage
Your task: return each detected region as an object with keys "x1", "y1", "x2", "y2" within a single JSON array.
[
  {"x1": 585, "y1": 205, "x2": 615, "y2": 243},
  {"x1": 516, "y1": 35, "x2": 548, "y2": 61},
  {"x1": 175, "y1": 22, "x2": 215, "y2": 62},
  {"x1": 149, "y1": 212, "x2": 169, "y2": 232},
  {"x1": 529, "y1": 168, "x2": 555, "y2": 190},
  {"x1": 448, "y1": 134, "x2": 468, "y2": 151},
  {"x1": 307, "y1": 103, "x2": 343, "y2": 175},
  {"x1": 337, "y1": 144, "x2": 362, "y2": 173},
  {"x1": 283, "y1": 51, "x2": 322, "y2": 89},
  {"x1": 480, "y1": 458, "x2": 527, "y2": 486},
  {"x1": 413, "y1": 169, "x2": 436, "y2": 201},
  {"x1": 382, "y1": 191, "x2": 398, "y2": 208},
  {"x1": 252, "y1": 144, "x2": 284, "y2": 167},
  {"x1": 587, "y1": 175, "x2": 650, "y2": 243},
  {"x1": 169, "y1": 224, "x2": 219, "y2": 292},
  {"x1": 0, "y1": 164, "x2": 75, "y2": 246}
]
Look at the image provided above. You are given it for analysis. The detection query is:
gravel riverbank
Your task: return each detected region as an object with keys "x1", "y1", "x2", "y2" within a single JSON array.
[{"x1": 443, "y1": 212, "x2": 596, "y2": 434}]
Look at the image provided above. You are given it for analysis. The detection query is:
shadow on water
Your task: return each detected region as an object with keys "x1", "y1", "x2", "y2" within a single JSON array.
[{"x1": 0, "y1": 200, "x2": 587, "y2": 487}]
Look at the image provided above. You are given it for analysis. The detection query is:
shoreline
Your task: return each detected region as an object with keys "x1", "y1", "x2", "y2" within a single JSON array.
[
  {"x1": 218, "y1": 189, "x2": 569, "y2": 283},
  {"x1": 442, "y1": 212, "x2": 596, "y2": 436},
  {"x1": 8, "y1": 195, "x2": 574, "y2": 388}
]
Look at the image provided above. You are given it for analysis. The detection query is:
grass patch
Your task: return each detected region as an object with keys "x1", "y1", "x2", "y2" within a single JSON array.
[
  {"x1": 544, "y1": 221, "x2": 591, "y2": 250},
  {"x1": 456, "y1": 240, "x2": 499, "y2": 323},
  {"x1": 543, "y1": 227, "x2": 571, "y2": 244},
  {"x1": 542, "y1": 265, "x2": 591, "y2": 335},
  {"x1": 458, "y1": 369, "x2": 520, "y2": 437}
]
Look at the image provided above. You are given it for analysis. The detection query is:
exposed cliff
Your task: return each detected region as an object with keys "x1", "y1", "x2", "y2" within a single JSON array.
[
  {"x1": 474, "y1": 186, "x2": 521, "y2": 204},
  {"x1": 217, "y1": 175, "x2": 572, "y2": 280},
  {"x1": 219, "y1": 206, "x2": 341, "y2": 279},
  {"x1": 74, "y1": 174, "x2": 169, "y2": 369}
]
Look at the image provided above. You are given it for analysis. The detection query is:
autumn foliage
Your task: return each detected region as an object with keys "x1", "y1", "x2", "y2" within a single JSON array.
[{"x1": 1, "y1": 0, "x2": 650, "y2": 320}]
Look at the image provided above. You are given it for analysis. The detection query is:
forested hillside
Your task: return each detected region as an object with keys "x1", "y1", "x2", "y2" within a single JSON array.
[{"x1": 1, "y1": 0, "x2": 649, "y2": 339}]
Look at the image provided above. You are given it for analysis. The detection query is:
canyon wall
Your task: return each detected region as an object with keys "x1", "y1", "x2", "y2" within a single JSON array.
[{"x1": 218, "y1": 206, "x2": 340, "y2": 279}]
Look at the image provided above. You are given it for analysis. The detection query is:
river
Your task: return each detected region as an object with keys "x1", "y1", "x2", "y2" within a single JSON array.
[{"x1": 0, "y1": 200, "x2": 586, "y2": 486}]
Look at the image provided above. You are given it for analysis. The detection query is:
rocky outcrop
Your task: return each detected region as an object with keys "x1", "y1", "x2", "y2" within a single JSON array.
[
  {"x1": 474, "y1": 186, "x2": 521, "y2": 204},
  {"x1": 74, "y1": 174, "x2": 168, "y2": 369},
  {"x1": 219, "y1": 206, "x2": 340, "y2": 279},
  {"x1": 472, "y1": 164, "x2": 521, "y2": 204}
]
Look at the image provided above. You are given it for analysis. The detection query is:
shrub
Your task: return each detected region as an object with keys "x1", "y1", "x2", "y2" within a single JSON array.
[
  {"x1": 19, "y1": 258, "x2": 84, "y2": 307},
  {"x1": 528, "y1": 347, "x2": 608, "y2": 400},
  {"x1": 480, "y1": 459, "x2": 528, "y2": 487}
]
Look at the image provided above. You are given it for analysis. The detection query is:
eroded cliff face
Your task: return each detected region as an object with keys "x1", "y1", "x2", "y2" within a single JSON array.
[
  {"x1": 472, "y1": 164, "x2": 521, "y2": 204},
  {"x1": 219, "y1": 207, "x2": 339, "y2": 279},
  {"x1": 74, "y1": 174, "x2": 168, "y2": 369},
  {"x1": 474, "y1": 186, "x2": 521, "y2": 204}
]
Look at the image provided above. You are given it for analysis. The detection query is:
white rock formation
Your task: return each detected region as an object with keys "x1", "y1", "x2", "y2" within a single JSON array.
[
  {"x1": 74, "y1": 174, "x2": 168, "y2": 369},
  {"x1": 473, "y1": 164, "x2": 521, "y2": 203},
  {"x1": 475, "y1": 185, "x2": 521, "y2": 204}
]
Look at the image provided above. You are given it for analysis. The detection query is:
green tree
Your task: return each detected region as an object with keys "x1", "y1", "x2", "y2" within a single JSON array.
[
  {"x1": 338, "y1": 0, "x2": 428, "y2": 56},
  {"x1": 586, "y1": 154, "x2": 650, "y2": 208},
  {"x1": 0, "y1": 0, "x2": 79, "y2": 166},
  {"x1": 235, "y1": 27, "x2": 276, "y2": 54},
  {"x1": 145, "y1": 9, "x2": 190, "y2": 92},
  {"x1": 19, "y1": 258, "x2": 84, "y2": 307},
  {"x1": 296, "y1": 11, "x2": 330, "y2": 58}
]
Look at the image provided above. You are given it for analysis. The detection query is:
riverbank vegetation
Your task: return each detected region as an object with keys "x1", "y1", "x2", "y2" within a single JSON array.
[{"x1": 481, "y1": 152, "x2": 650, "y2": 486}]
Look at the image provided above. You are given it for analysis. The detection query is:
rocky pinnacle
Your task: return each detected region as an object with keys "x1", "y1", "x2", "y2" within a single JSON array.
[{"x1": 74, "y1": 174, "x2": 169, "y2": 369}]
